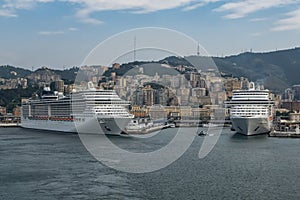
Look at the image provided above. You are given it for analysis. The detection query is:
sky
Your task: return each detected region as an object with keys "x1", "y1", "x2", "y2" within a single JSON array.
[{"x1": 1, "y1": 0, "x2": 300, "y2": 69}]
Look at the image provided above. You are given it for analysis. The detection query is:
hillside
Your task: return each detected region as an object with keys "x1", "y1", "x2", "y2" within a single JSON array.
[
  {"x1": 1, "y1": 47, "x2": 300, "y2": 93},
  {"x1": 155, "y1": 48, "x2": 300, "y2": 92},
  {"x1": 52, "y1": 67, "x2": 79, "y2": 84},
  {"x1": 0, "y1": 65, "x2": 31, "y2": 79},
  {"x1": 214, "y1": 48, "x2": 300, "y2": 92}
]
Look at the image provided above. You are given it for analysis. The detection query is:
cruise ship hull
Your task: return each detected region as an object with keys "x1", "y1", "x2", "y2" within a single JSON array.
[
  {"x1": 21, "y1": 117, "x2": 131, "y2": 135},
  {"x1": 231, "y1": 117, "x2": 272, "y2": 136}
]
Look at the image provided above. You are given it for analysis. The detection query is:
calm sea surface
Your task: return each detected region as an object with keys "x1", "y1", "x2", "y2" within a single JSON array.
[{"x1": 0, "y1": 127, "x2": 299, "y2": 200}]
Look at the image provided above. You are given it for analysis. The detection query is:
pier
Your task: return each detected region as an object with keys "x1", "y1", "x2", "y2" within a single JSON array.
[
  {"x1": 0, "y1": 116, "x2": 21, "y2": 128},
  {"x1": 125, "y1": 124, "x2": 170, "y2": 134},
  {"x1": 269, "y1": 130, "x2": 300, "y2": 138},
  {"x1": 0, "y1": 123, "x2": 21, "y2": 128}
]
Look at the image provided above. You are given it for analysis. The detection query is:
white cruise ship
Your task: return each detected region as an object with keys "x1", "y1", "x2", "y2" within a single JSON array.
[
  {"x1": 226, "y1": 82, "x2": 274, "y2": 136},
  {"x1": 21, "y1": 83, "x2": 134, "y2": 135}
]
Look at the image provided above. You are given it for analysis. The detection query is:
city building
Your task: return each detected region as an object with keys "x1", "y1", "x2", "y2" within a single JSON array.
[
  {"x1": 191, "y1": 107, "x2": 210, "y2": 120},
  {"x1": 240, "y1": 77, "x2": 250, "y2": 89},
  {"x1": 289, "y1": 112, "x2": 300, "y2": 122},
  {"x1": 130, "y1": 105, "x2": 148, "y2": 118},
  {"x1": 281, "y1": 101, "x2": 300, "y2": 112},
  {"x1": 192, "y1": 88, "x2": 206, "y2": 97},
  {"x1": 54, "y1": 80, "x2": 64, "y2": 93},
  {"x1": 26, "y1": 67, "x2": 61, "y2": 85},
  {"x1": 13, "y1": 106, "x2": 21, "y2": 117},
  {"x1": 148, "y1": 105, "x2": 167, "y2": 120},
  {"x1": 292, "y1": 85, "x2": 300, "y2": 100},
  {"x1": 283, "y1": 88, "x2": 294, "y2": 101},
  {"x1": 0, "y1": 106, "x2": 7, "y2": 115},
  {"x1": 224, "y1": 78, "x2": 241, "y2": 98},
  {"x1": 131, "y1": 87, "x2": 144, "y2": 106},
  {"x1": 65, "y1": 84, "x2": 75, "y2": 94},
  {"x1": 112, "y1": 63, "x2": 121, "y2": 69},
  {"x1": 143, "y1": 85, "x2": 155, "y2": 106}
]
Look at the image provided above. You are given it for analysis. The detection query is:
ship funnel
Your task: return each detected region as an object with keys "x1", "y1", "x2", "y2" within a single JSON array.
[
  {"x1": 88, "y1": 81, "x2": 96, "y2": 91},
  {"x1": 249, "y1": 82, "x2": 255, "y2": 90},
  {"x1": 43, "y1": 86, "x2": 51, "y2": 92}
]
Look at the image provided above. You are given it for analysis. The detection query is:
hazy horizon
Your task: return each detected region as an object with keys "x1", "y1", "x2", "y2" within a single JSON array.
[{"x1": 2, "y1": 46, "x2": 299, "y2": 71}]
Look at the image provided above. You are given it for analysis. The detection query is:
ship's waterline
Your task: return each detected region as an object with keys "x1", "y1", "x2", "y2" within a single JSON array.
[{"x1": 21, "y1": 116, "x2": 133, "y2": 135}]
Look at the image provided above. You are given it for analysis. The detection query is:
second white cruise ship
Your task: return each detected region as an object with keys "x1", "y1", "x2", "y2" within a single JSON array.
[{"x1": 226, "y1": 82, "x2": 274, "y2": 136}]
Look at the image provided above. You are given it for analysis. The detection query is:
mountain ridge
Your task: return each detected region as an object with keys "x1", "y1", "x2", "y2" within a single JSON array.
[{"x1": 1, "y1": 47, "x2": 300, "y2": 93}]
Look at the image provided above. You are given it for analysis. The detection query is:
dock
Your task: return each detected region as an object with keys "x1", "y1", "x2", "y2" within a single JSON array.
[
  {"x1": 269, "y1": 131, "x2": 300, "y2": 138},
  {"x1": 125, "y1": 124, "x2": 170, "y2": 134},
  {"x1": 0, "y1": 123, "x2": 21, "y2": 128}
]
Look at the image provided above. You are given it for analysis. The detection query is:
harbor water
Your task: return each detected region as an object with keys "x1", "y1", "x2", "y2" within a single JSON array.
[{"x1": 0, "y1": 127, "x2": 299, "y2": 199}]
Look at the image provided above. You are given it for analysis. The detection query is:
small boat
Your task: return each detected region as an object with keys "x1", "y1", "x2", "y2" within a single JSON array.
[
  {"x1": 169, "y1": 123, "x2": 176, "y2": 128},
  {"x1": 198, "y1": 130, "x2": 207, "y2": 136}
]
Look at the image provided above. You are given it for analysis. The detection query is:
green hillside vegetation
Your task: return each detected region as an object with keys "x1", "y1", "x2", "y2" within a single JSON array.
[
  {"x1": 0, "y1": 65, "x2": 31, "y2": 79},
  {"x1": 214, "y1": 48, "x2": 300, "y2": 92},
  {"x1": 0, "y1": 86, "x2": 39, "y2": 113},
  {"x1": 53, "y1": 67, "x2": 79, "y2": 84}
]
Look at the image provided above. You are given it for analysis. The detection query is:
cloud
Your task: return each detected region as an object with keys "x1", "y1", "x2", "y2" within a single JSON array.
[
  {"x1": 213, "y1": 0, "x2": 300, "y2": 32},
  {"x1": 38, "y1": 30, "x2": 65, "y2": 35},
  {"x1": 2, "y1": 0, "x2": 54, "y2": 10},
  {"x1": 0, "y1": 9, "x2": 17, "y2": 17},
  {"x1": 38, "y1": 27, "x2": 79, "y2": 35},
  {"x1": 272, "y1": 8, "x2": 300, "y2": 31},
  {"x1": 2, "y1": 0, "x2": 300, "y2": 31},
  {"x1": 68, "y1": 27, "x2": 78, "y2": 31},
  {"x1": 250, "y1": 17, "x2": 268, "y2": 22},
  {"x1": 74, "y1": 0, "x2": 199, "y2": 13},
  {"x1": 215, "y1": 0, "x2": 299, "y2": 19},
  {"x1": 77, "y1": 15, "x2": 103, "y2": 25},
  {"x1": 0, "y1": 0, "x2": 218, "y2": 23},
  {"x1": 183, "y1": 0, "x2": 220, "y2": 11},
  {"x1": 0, "y1": 0, "x2": 55, "y2": 18},
  {"x1": 72, "y1": 0, "x2": 205, "y2": 21}
]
